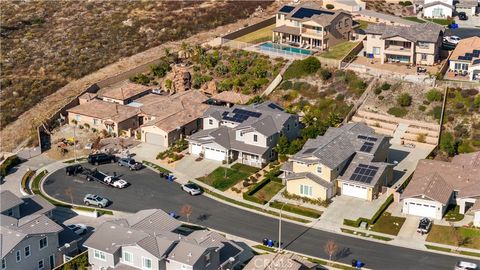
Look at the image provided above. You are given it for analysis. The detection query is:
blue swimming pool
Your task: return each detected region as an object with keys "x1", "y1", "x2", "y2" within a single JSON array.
[{"x1": 258, "y1": 42, "x2": 313, "y2": 56}]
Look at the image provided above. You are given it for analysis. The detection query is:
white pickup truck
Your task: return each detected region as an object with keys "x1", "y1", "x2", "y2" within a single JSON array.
[{"x1": 85, "y1": 169, "x2": 128, "y2": 188}]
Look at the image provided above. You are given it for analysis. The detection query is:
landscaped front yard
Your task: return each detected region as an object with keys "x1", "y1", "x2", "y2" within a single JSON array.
[
  {"x1": 198, "y1": 164, "x2": 257, "y2": 191},
  {"x1": 253, "y1": 181, "x2": 284, "y2": 202},
  {"x1": 370, "y1": 212, "x2": 406, "y2": 236},
  {"x1": 426, "y1": 225, "x2": 480, "y2": 250},
  {"x1": 444, "y1": 205, "x2": 465, "y2": 222},
  {"x1": 320, "y1": 42, "x2": 359, "y2": 60}
]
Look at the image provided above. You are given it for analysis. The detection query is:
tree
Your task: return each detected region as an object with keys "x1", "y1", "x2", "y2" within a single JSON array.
[
  {"x1": 397, "y1": 93, "x2": 412, "y2": 107},
  {"x1": 302, "y1": 56, "x2": 321, "y2": 73},
  {"x1": 324, "y1": 240, "x2": 338, "y2": 262},
  {"x1": 164, "y1": 79, "x2": 172, "y2": 90},
  {"x1": 440, "y1": 132, "x2": 457, "y2": 156},
  {"x1": 426, "y1": 89, "x2": 443, "y2": 102},
  {"x1": 180, "y1": 204, "x2": 193, "y2": 223},
  {"x1": 274, "y1": 135, "x2": 289, "y2": 155}
]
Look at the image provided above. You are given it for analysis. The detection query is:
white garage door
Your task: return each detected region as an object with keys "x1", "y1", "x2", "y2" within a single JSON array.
[
  {"x1": 342, "y1": 183, "x2": 368, "y2": 200},
  {"x1": 204, "y1": 147, "x2": 226, "y2": 161},
  {"x1": 190, "y1": 144, "x2": 202, "y2": 155},
  {"x1": 407, "y1": 202, "x2": 437, "y2": 219},
  {"x1": 145, "y1": 132, "x2": 165, "y2": 146}
]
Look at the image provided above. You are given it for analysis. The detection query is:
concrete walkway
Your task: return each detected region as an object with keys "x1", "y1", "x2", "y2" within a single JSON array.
[{"x1": 390, "y1": 123, "x2": 409, "y2": 145}]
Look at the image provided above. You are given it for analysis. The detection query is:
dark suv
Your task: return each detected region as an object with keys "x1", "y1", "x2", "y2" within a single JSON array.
[
  {"x1": 65, "y1": 164, "x2": 83, "y2": 176},
  {"x1": 87, "y1": 153, "x2": 116, "y2": 165}
]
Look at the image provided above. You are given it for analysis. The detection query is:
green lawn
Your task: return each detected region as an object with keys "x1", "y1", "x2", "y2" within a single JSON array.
[
  {"x1": 356, "y1": 20, "x2": 373, "y2": 30},
  {"x1": 230, "y1": 163, "x2": 260, "y2": 174},
  {"x1": 444, "y1": 205, "x2": 464, "y2": 222},
  {"x1": 197, "y1": 167, "x2": 249, "y2": 191},
  {"x1": 426, "y1": 18, "x2": 454, "y2": 26},
  {"x1": 320, "y1": 42, "x2": 359, "y2": 60},
  {"x1": 270, "y1": 200, "x2": 322, "y2": 218},
  {"x1": 426, "y1": 225, "x2": 480, "y2": 249},
  {"x1": 253, "y1": 181, "x2": 284, "y2": 202},
  {"x1": 403, "y1": 16, "x2": 426, "y2": 23},
  {"x1": 234, "y1": 24, "x2": 275, "y2": 44},
  {"x1": 370, "y1": 212, "x2": 406, "y2": 236}
]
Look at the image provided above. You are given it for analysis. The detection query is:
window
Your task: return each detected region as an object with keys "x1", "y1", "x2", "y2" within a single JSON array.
[
  {"x1": 300, "y1": 185, "x2": 313, "y2": 196},
  {"x1": 25, "y1": 245, "x2": 31, "y2": 257},
  {"x1": 75, "y1": 115, "x2": 81, "y2": 121},
  {"x1": 373, "y1": 47, "x2": 380, "y2": 55},
  {"x1": 287, "y1": 124, "x2": 290, "y2": 131},
  {"x1": 421, "y1": 54, "x2": 427, "y2": 61},
  {"x1": 277, "y1": 14, "x2": 281, "y2": 20},
  {"x1": 122, "y1": 251, "x2": 133, "y2": 264},
  {"x1": 142, "y1": 257, "x2": 152, "y2": 269},
  {"x1": 38, "y1": 259, "x2": 44, "y2": 270},
  {"x1": 208, "y1": 119, "x2": 213, "y2": 125},
  {"x1": 6, "y1": 208, "x2": 13, "y2": 216},
  {"x1": 315, "y1": 26, "x2": 322, "y2": 33},
  {"x1": 294, "y1": 21, "x2": 300, "y2": 27},
  {"x1": 317, "y1": 166, "x2": 322, "y2": 174},
  {"x1": 253, "y1": 134, "x2": 258, "y2": 142},
  {"x1": 294, "y1": 121, "x2": 298, "y2": 127},
  {"x1": 418, "y1": 42, "x2": 429, "y2": 49},
  {"x1": 39, "y1": 237, "x2": 48, "y2": 250},
  {"x1": 16, "y1": 250, "x2": 21, "y2": 262},
  {"x1": 94, "y1": 249, "x2": 106, "y2": 261},
  {"x1": 1, "y1": 258, "x2": 5, "y2": 270},
  {"x1": 93, "y1": 119, "x2": 99, "y2": 125},
  {"x1": 205, "y1": 252, "x2": 211, "y2": 266}
]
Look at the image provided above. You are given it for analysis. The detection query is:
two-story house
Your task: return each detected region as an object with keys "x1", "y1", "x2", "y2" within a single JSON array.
[
  {"x1": 273, "y1": 2, "x2": 353, "y2": 50},
  {"x1": 448, "y1": 36, "x2": 480, "y2": 81},
  {"x1": 363, "y1": 22, "x2": 444, "y2": 65},
  {"x1": 281, "y1": 123, "x2": 393, "y2": 201},
  {"x1": 84, "y1": 209, "x2": 247, "y2": 270},
  {"x1": 423, "y1": 0, "x2": 454, "y2": 18},
  {"x1": 1, "y1": 190, "x2": 79, "y2": 270},
  {"x1": 187, "y1": 102, "x2": 300, "y2": 168}
]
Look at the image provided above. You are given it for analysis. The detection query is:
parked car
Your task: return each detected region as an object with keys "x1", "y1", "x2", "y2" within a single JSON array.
[
  {"x1": 83, "y1": 194, "x2": 110, "y2": 208},
  {"x1": 455, "y1": 261, "x2": 478, "y2": 270},
  {"x1": 87, "y1": 153, "x2": 116, "y2": 165},
  {"x1": 181, "y1": 183, "x2": 202, "y2": 195},
  {"x1": 67, "y1": 224, "x2": 87, "y2": 235},
  {"x1": 118, "y1": 158, "x2": 142, "y2": 170},
  {"x1": 417, "y1": 217, "x2": 432, "y2": 234},
  {"x1": 84, "y1": 169, "x2": 128, "y2": 188},
  {"x1": 458, "y1": 12, "x2": 468, "y2": 20},
  {"x1": 65, "y1": 164, "x2": 83, "y2": 176},
  {"x1": 444, "y1": 35, "x2": 461, "y2": 45}
]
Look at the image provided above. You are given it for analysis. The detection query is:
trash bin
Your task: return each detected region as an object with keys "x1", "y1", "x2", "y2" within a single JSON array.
[
  {"x1": 262, "y1": 238, "x2": 268, "y2": 246},
  {"x1": 351, "y1": 259, "x2": 357, "y2": 267},
  {"x1": 267, "y1": 239, "x2": 274, "y2": 247},
  {"x1": 159, "y1": 172, "x2": 165, "y2": 178},
  {"x1": 169, "y1": 212, "x2": 176, "y2": 218},
  {"x1": 356, "y1": 260, "x2": 363, "y2": 269}
]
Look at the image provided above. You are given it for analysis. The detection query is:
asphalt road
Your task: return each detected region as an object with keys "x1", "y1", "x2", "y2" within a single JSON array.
[
  {"x1": 44, "y1": 163, "x2": 479, "y2": 270},
  {"x1": 447, "y1": 27, "x2": 480, "y2": 39}
]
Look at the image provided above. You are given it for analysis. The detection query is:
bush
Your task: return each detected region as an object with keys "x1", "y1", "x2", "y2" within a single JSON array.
[
  {"x1": 0, "y1": 155, "x2": 21, "y2": 176},
  {"x1": 397, "y1": 93, "x2": 412, "y2": 107},
  {"x1": 374, "y1": 88, "x2": 382, "y2": 95},
  {"x1": 426, "y1": 89, "x2": 443, "y2": 102},
  {"x1": 318, "y1": 68, "x2": 332, "y2": 81},
  {"x1": 378, "y1": 95, "x2": 384, "y2": 100},
  {"x1": 418, "y1": 105, "x2": 426, "y2": 111},
  {"x1": 326, "y1": 4, "x2": 334, "y2": 9},
  {"x1": 280, "y1": 80, "x2": 293, "y2": 90},
  {"x1": 270, "y1": 200, "x2": 322, "y2": 218},
  {"x1": 440, "y1": 132, "x2": 457, "y2": 156},
  {"x1": 429, "y1": 106, "x2": 442, "y2": 120},
  {"x1": 129, "y1": 73, "x2": 150, "y2": 85},
  {"x1": 380, "y1": 82, "x2": 391, "y2": 90},
  {"x1": 387, "y1": 107, "x2": 408, "y2": 117},
  {"x1": 283, "y1": 57, "x2": 320, "y2": 79}
]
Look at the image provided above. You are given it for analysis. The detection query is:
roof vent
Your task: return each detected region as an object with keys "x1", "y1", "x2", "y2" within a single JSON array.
[
  {"x1": 110, "y1": 225, "x2": 116, "y2": 229},
  {"x1": 127, "y1": 230, "x2": 132, "y2": 234},
  {"x1": 188, "y1": 252, "x2": 192, "y2": 257}
]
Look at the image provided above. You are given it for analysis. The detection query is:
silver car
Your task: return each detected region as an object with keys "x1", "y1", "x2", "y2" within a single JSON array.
[
  {"x1": 181, "y1": 183, "x2": 202, "y2": 195},
  {"x1": 455, "y1": 261, "x2": 478, "y2": 270},
  {"x1": 83, "y1": 194, "x2": 109, "y2": 208}
]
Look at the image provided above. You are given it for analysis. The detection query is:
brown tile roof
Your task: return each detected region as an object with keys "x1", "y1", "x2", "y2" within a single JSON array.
[
  {"x1": 212, "y1": 91, "x2": 253, "y2": 104},
  {"x1": 365, "y1": 22, "x2": 443, "y2": 43},
  {"x1": 470, "y1": 200, "x2": 480, "y2": 212},
  {"x1": 79, "y1": 92, "x2": 97, "y2": 100},
  {"x1": 450, "y1": 36, "x2": 480, "y2": 61},
  {"x1": 451, "y1": 151, "x2": 480, "y2": 167},
  {"x1": 99, "y1": 80, "x2": 151, "y2": 101},
  {"x1": 67, "y1": 99, "x2": 139, "y2": 123},
  {"x1": 402, "y1": 153, "x2": 480, "y2": 204}
]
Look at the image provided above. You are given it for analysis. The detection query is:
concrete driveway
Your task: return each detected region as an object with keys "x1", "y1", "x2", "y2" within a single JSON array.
[
  {"x1": 171, "y1": 154, "x2": 222, "y2": 179},
  {"x1": 130, "y1": 142, "x2": 167, "y2": 161}
]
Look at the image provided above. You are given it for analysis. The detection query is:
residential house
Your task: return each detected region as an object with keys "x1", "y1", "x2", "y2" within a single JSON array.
[
  {"x1": 455, "y1": 0, "x2": 478, "y2": 16},
  {"x1": 1, "y1": 190, "x2": 79, "y2": 270},
  {"x1": 363, "y1": 22, "x2": 444, "y2": 65},
  {"x1": 243, "y1": 253, "x2": 317, "y2": 270},
  {"x1": 423, "y1": 0, "x2": 454, "y2": 18},
  {"x1": 98, "y1": 80, "x2": 151, "y2": 105},
  {"x1": 448, "y1": 36, "x2": 480, "y2": 81},
  {"x1": 322, "y1": 0, "x2": 366, "y2": 12},
  {"x1": 187, "y1": 102, "x2": 300, "y2": 168},
  {"x1": 273, "y1": 2, "x2": 353, "y2": 50},
  {"x1": 83, "y1": 209, "x2": 247, "y2": 270},
  {"x1": 352, "y1": 9, "x2": 419, "y2": 26},
  {"x1": 281, "y1": 123, "x2": 393, "y2": 201},
  {"x1": 401, "y1": 152, "x2": 480, "y2": 223}
]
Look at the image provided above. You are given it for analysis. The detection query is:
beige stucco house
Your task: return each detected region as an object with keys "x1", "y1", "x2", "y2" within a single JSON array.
[
  {"x1": 282, "y1": 123, "x2": 393, "y2": 201},
  {"x1": 448, "y1": 36, "x2": 480, "y2": 81},
  {"x1": 98, "y1": 80, "x2": 151, "y2": 105},
  {"x1": 363, "y1": 22, "x2": 444, "y2": 65},
  {"x1": 273, "y1": 2, "x2": 353, "y2": 50}
]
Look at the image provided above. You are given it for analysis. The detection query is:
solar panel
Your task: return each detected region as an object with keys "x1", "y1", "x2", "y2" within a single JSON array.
[
  {"x1": 474, "y1": 50, "x2": 480, "y2": 54},
  {"x1": 357, "y1": 135, "x2": 378, "y2": 142},
  {"x1": 232, "y1": 108, "x2": 262, "y2": 118},
  {"x1": 303, "y1": 148, "x2": 316, "y2": 154},
  {"x1": 473, "y1": 59, "x2": 480, "y2": 65},
  {"x1": 357, "y1": 135, "x2": 368, "y2": 140},
  {"x1": 349, "y1": 164, "x2": 379, "y2": 184},
  {"x1": 279, "y1": 5, "x2": 295, "y2": 13},
  {"x1": 367, "y1": 137, "x2": 378, "y2": 142},
  {"x1": 267, "y1": 103, "x2": 284, "y2": 111},
  {"x1": 291, "y1": 7, "x2": 334, "y2": 19},
  {"x1": 360, "y1": 142, "x2": 374, "y2": 153}
]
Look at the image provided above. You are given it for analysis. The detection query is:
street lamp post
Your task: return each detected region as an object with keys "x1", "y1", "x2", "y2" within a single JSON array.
[
  {"x1": 278, "y1": 202, "x2": 287, "y2": 253},
  {"x1": 73, "y1": 124, "x2": 77, "y2": 163}
]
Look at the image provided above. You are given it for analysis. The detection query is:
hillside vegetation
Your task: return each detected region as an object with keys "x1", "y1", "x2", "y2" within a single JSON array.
[{"x1": 0, "y1": 1, "x2": 272, "y2": 128}]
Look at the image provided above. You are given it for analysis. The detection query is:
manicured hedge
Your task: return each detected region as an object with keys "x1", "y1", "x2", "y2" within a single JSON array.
[
  {"x1": 270, "y1": 200, "x2": 322, "y2": 218},
  {"x1": 343, "y1": 194, "x2": 394, "y2": 227},
  {"x1": 243, "y1": 177, "x2": 271, "y2": 204},
  {"x1": 21, "y1": 170, "x2": 35, "y2": 194},
  {"x1": 0, "y1": 155, "x2": 21, "y2": 176}
]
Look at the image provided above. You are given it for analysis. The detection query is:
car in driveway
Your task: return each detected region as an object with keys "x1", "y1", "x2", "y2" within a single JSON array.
[
  {"x1": 444, "y1": 35, "x2": 461, "y2": 45},
  {"x1": 67, "y1": 224, "x2": 87, "y2": 235},
  {"x1": 455, "y1": 261, "x2": 478, "y2": 270},
  {"x1": 181, "y1": 183, "x2": 202, "y2": 195},
  {"x1": 83, "y1": 194, "x2": 110, "y2": 208},
  {"x1": 87, "y1": 153, "x2": 116, "y2": 165},
  {"x1": 118, "y1": 158, "x2": 142, "y2": 170},
  {"x1": 65, "y1": 164, "x2": 83, "y2": 176},
  {"x1": 458, "y1": 12, "x2": 468, "y2": 21},
  {"x1": 417, "y1": 217, "x2": 432, "y2": 234}
]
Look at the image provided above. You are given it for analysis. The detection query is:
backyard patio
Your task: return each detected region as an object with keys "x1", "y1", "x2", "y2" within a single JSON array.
[{"x1": 350, "y1": 57, "x2": 442, "y2": 76}]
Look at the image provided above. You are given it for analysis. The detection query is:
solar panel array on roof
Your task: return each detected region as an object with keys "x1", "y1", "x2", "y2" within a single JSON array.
[
  {"x1": 360, "y1": 142, "x2": 374, "y2": 153},
  {"x1": 303, "y1": 148, "x2": 316, "y2": 154},
  {"x1": 222, "y1": 108, "x2": 262, "y2": 123},
  {"x1": 232, "y1": 108, "x2": 262, "y2": 118},
  {"x1": 279, "y1": 5, "x2": 295, "y2": 13},
  {"x1": 473, "y1": 59, "x2": 480, "y2": 65},
  {"x1": 267, "y1": 103, "x2": 284, "y2": 111},
  {"x1": 350, "y1": 164, "x2": 379, "y2": 184},
  {"x1": 357, "y1": 135, "x2": 378, "y2": 142},
  {"x1": 291, "y1": 7, "x2": 334, "y2": 19}
]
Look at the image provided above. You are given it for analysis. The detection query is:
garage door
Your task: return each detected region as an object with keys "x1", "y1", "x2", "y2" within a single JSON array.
[
  {"x1": 145, "y1": 132, "x2": 165, "y2": 146},
  {"x1": 342, "y1": 183, "x2": 368, "y2": 200},
  {"x1": 190, "y1": 144, "x2": 202, "y2": 155},
  {"x1": 407, "y1": 202, "x2": 437, "y2": 219},
  {"x1": 204, "y1": 147, "x2": 226, "y2": 161}
]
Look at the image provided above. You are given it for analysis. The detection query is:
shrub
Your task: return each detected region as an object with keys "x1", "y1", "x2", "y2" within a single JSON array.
[
  {"x1": 397, "y1": 93, "x2": 412, "y2": 107},
  {"x1": 380, "y1": 82, "x2": 391, "y2": 90},
  {"x1": 455, "y1": 102, "x2": 464, "y2": 109},
  {"x1": 326, "y1": 4, "x2": 335, "y2": 9},
  {"x1": 417, "y1": 133, "x2": 426, "y2": 143},
  {"x1": 0, "y1": 155, "x2": 21, "y2": 176},
  {"x1": 387, "y1": 107, "x2": 408, "y2": 117},
  {"x1": 374, "y1": 88, "x2": 382, "y2": 95},
  {"x1": 335, "y1": 94, "x2": 344, "y2": 101},
  {"x1": 418, "y1": 105, "x2": 426, "y2": 111},
  {"x1": 129, "y1": 73, "x2": 150, "y2": 85},
  {"x1": 426, "y1": 89, "x2": 443, "y2": 102},
  {"x1": 283, "y1": 57, "x2": 320, "y2": 79},
  {"x1": 280, "y1": 80, "x2": 293, "y2": 90},
  {"x1": 440, "y1": 132, "x2": 457, "y2": 156},
  {"x1": 429, "y1": 106, "x2": 442, "y2": 120},
  {"x1": 378, "y1": 95, "x2": 384, "y2": 100},
  {"x1": 318, "y1": 68, "x2": 332, "y2": 81},
  {"x1": 423, "y1": 100, "x2": 431, "y2": 105}
]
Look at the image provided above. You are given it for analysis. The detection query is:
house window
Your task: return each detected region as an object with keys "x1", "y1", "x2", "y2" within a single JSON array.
[
  {"x1": 205, "y1": 252, "x2": 211, "y2": 266},
  {"x1": 142, "y1": 257, "x2": 152, "y2": 269},
  {"x1": 294, "y1": 21, "x2": 300, "y2": 27},
  {"x1": 93, "y1": 119, "x2": 99, "y2": 125},
  {"x1": 38, "y1": 259, "x2": 44, "y2": 270},
  {"x1": 16, "y1": 250, "x2": 21, "y2": 262},
  {"x1": 300, "y1": 185, "x2": 313, "y2": 196},
  {"x1": 294, "y1": 121, "x2": 298, "y2": 127},
  {"x1": 462, "y1": 63, "x2": 469, "y2": 70},
  {"x1": 123, "y1": 251, "x2": 133, "y2": 264},
  {"x1": 39, "y1": 237, "x2": 48, "y2": 250},
  {"x1": 287, "y1": 124, "x2": 290, "y2": 131},
  {"x1": 315, "y1": 26, "x2": 322, "y2": 33},
  {"x1": 253, "y1": 134, "x2": 258, "y2": 142},
  {"x1": 277, "y1": 14, "x2": 281, "y2": 20},
  {"x1": 1, "y1": 258, "x2": 5, "y2": 270},
  {"x1": 75, "y1": 115, "x2": 81, "y2": 122},
  {"x1": 209, "y1": 119, "x2": 213, "y2": 125},
  {"x1": 418, "y1": 42, "x2": 429, "y2": 49},
  {"x1": 94, "y1": 249, "x2": 106, "y2": 261},
  {"x1": 316, "y1": 166, "x2": 322, "y2": 174},
  {"x1": 25, "y1": 245, "x2": 31, "y2": 257},
  {"x1": 373, "y1": 47, "x2": 380, "y2": 55},
  {"x1": 421, "y1": 54, "x2": 427, "y2": 61}
]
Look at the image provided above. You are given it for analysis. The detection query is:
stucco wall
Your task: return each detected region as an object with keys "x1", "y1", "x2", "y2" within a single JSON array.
[
  {"x1": 3, "y1": 234, "x2": 60, "y2": 270},
  {"x1": 402, "y1": 197, "x2": 444, "y2": 219},
  {"x1": 286, "y1": 178, "x2": 329, "y2": 200}
]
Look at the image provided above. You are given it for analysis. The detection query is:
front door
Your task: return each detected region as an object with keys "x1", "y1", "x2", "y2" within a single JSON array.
[{"x1": 49, "y1": 255, "x2": 55, "y2": 269}]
